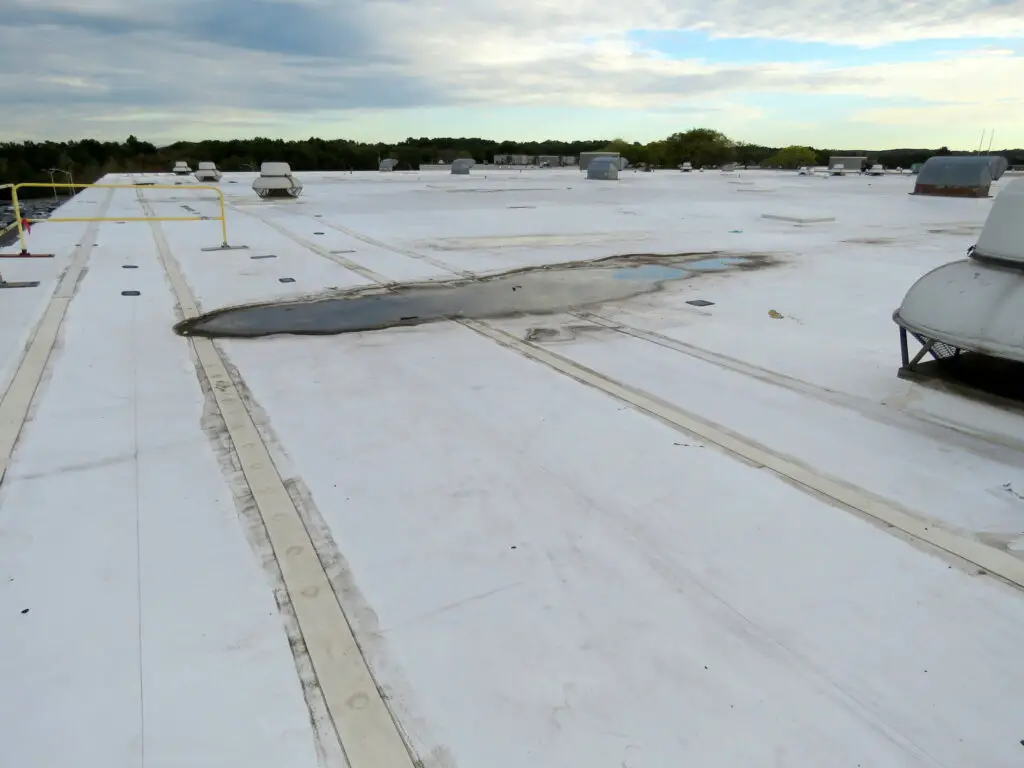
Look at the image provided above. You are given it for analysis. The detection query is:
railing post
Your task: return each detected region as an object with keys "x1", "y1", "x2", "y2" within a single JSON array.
[
  {"x1": 220, "y1": 193, "x2": 229, "y2": 247},
  {"x1": 10, "y1": 186, "x2": 27, "y2": 255}
]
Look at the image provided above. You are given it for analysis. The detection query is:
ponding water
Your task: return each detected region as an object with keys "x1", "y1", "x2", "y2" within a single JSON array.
[{"x1": 176, "y1": 253, "x2": 768, "y2": 338}]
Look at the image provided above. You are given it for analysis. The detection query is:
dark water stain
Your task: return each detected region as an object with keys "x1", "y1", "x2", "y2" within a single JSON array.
[{"x1": 176, "y1": 252, "x2": 771, "y2": 339}]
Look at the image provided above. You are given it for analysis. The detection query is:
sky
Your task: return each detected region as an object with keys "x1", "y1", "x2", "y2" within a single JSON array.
[{"x1": 2, "y1": 0, "x2": 1024, "y2": 149}]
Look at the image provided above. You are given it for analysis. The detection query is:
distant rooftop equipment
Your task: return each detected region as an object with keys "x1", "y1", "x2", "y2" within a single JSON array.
[
  {"x1": 579, "y1": 152, "x2": 620, "y2": 172},
  {"x1": 252, "y1": 162, "x2": 303, "y2": 199},
  {"x1": 451, "y1": 158, "x2": 475, "y2": 175},
  {"x1": 194, "y1": 161, "x2": 222, "y2": 182},
  {"x1": 172, "y1": 161, "x2": 191, "y2": 175},
  {"x1": 829, "y1": 164, "x2": 846, "y2": 176},
  {"x1": 893, "y1": 177, "x2": 1024, "y2": 397},
  {"x1": 586, "y1": 157, "x2": 619, "y2": 181},
  {"x1": 379, "y1": 158, "x2": 398, "y2": 171},
  {"x1": 912, "y1": 156, "x2": 992, "y2": 198},
  {"x1": 680, "y1": 162, "x2": 693, "y2": 172},
  {"x1": 866, "y1": 164, "x2": 885, "y2": 176},
  {"x1": 828, "y1": 156, "x2": 866, "y2": 172},
  {"x1": 988, "y1": 155, "x2": 1009, "y2": 180}
]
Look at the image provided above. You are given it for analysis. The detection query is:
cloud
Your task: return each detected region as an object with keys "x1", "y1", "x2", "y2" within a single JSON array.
[{"x1": 1, "y1": 0, "x2": 1024, "y2": 145}]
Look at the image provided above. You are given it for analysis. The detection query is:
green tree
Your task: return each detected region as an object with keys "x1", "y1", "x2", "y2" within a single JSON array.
[
  {"x1": 762, "y1": 145, "x2": 817, "y2": 169},
  {"x1": 663, "y1": 128, "x2": 735, "y2": 168}
]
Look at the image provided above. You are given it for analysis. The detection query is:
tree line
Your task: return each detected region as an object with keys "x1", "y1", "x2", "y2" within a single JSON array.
[{"x1": 3, "y1": 130, "x2": 1022, "y2": 199}]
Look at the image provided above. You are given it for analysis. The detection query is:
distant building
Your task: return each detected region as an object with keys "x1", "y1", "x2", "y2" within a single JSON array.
[
  {"x1": 494, "y1": 154, "x2": 534, "y2": 166},
  {"x1": 828, "y1": 156, "x2": 867, "y2": 172}
]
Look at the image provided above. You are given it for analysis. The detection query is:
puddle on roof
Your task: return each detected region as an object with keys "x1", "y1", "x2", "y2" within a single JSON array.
[
  {"x1": 613, "y1": 264, "x2": 690, "y2": 280},
  {"x1": 685, "y1": 257, "x2": 747, "y2": 271},
  {"x1": 176, "y1": 252, "x2": 770, "y2": 338}
]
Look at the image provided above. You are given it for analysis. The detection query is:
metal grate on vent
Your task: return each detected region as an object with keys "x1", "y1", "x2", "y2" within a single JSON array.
[{"x1": 912, "y1": 332, "x2": 960, "y2": 360}]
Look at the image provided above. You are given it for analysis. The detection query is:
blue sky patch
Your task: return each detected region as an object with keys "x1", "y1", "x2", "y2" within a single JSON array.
[{"x1": 626, "y1": 30, "x2": 1020, "y2": 66}]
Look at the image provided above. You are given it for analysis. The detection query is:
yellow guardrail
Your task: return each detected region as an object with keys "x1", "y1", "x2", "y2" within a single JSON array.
[{"x1": 7, "y1": 182, "x2": 240, "y2": 254}]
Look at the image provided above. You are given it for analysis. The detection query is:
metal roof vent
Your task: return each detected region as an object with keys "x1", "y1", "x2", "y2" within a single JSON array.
[
  {"x1": 894, "y1": 177, "x2": 1024, "y2": 374},
  {"x1": 912, "y1": 156, "x2": 993, "y2": 198},
  {"x1": 587, "y1": 157, "x2": 619, "y2": 180},
  {"x1": 172, "y1": 161, "x2": 191, "y2": 175},
  {"x1": 252, "y1": 162, "x2": 303, "y2": 199},
  {"x1": 194, "y1": 161, "x2": 222, "y2": 182},
  {"x1": 379, "y1": 158, "x2": 398, "y2": 171}
]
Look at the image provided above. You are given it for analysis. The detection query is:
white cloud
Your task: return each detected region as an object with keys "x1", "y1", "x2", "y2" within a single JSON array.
[{"x1": 2, "y1": 0, "x2": 1024, "y2": 146}]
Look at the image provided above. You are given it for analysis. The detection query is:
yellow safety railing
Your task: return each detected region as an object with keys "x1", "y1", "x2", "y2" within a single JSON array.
[{"x1": 8, "y1": 182, "x2": 241, "y2": 254}]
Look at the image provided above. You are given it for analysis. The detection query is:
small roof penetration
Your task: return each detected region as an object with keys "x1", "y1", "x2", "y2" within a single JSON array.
[
  {"x1": 587, "y1": 157, "x2": 619, "y2": 180},
  {"x1": 451, "y1": 158, "x2": 475, "y2": 175},
  {"x1": 913, "y1": 156, "x2": 992, "y2": 197},
  {"x1": 253, "y1": 162, "x2": 303, "y2": 198}
]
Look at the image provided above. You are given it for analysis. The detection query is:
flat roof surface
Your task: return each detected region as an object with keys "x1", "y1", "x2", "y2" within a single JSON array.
[{"x1": 3, "y1": 167, "x2": 1024, "y2": 767}]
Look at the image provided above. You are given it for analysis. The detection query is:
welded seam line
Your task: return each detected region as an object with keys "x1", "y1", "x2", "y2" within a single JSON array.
[
  {"x1": 575, "y1": 311, "x2": 1024, "y2": 457},
  {"x1": 461, "y1": 319, "x2": 1024, "y2": 590},
  {"x1": 139, "y1": 193, "x2": 415, "y2": 768},
  {"x1": 229, "y1": 205, "x2": 393, "y2": 284},
  {"x1": 194, "y1": 207, "x2": 1024, "y2": 586},
  {"x1": 0, "y1": 189, "x2": 115, "y2": 484}
]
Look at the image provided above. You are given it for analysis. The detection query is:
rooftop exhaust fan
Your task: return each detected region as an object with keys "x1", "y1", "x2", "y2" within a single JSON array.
[
  {"x1": 451, "y1": 158, "x2": 475, "y2": 175},
  {"x1": 894, "y1": 177, "x2": 1024, "y2": 394},
  {"x1": 252, "y1": 162, "x2": 303, "y2": 199},
  {"x1": 172, "y1": 161, "x2": 192, "y2": 175},
  {"x1": 194, "y1": 161, "x2": 222, "y2": 182}
]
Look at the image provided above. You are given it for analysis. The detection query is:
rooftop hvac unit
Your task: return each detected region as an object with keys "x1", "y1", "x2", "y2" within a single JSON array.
[
  {"x1": 252, "y1": 162, "x2": 303, "y2": 198},
  {"x1": 194, "y1": 161, "x2": 222, "y2": 182},
  {"x1": 587, "y1": 157, "x2": 619, "y2": 180},
  {"x1": 912, "y1": 156, "x2": 994, "y2": 198}
]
